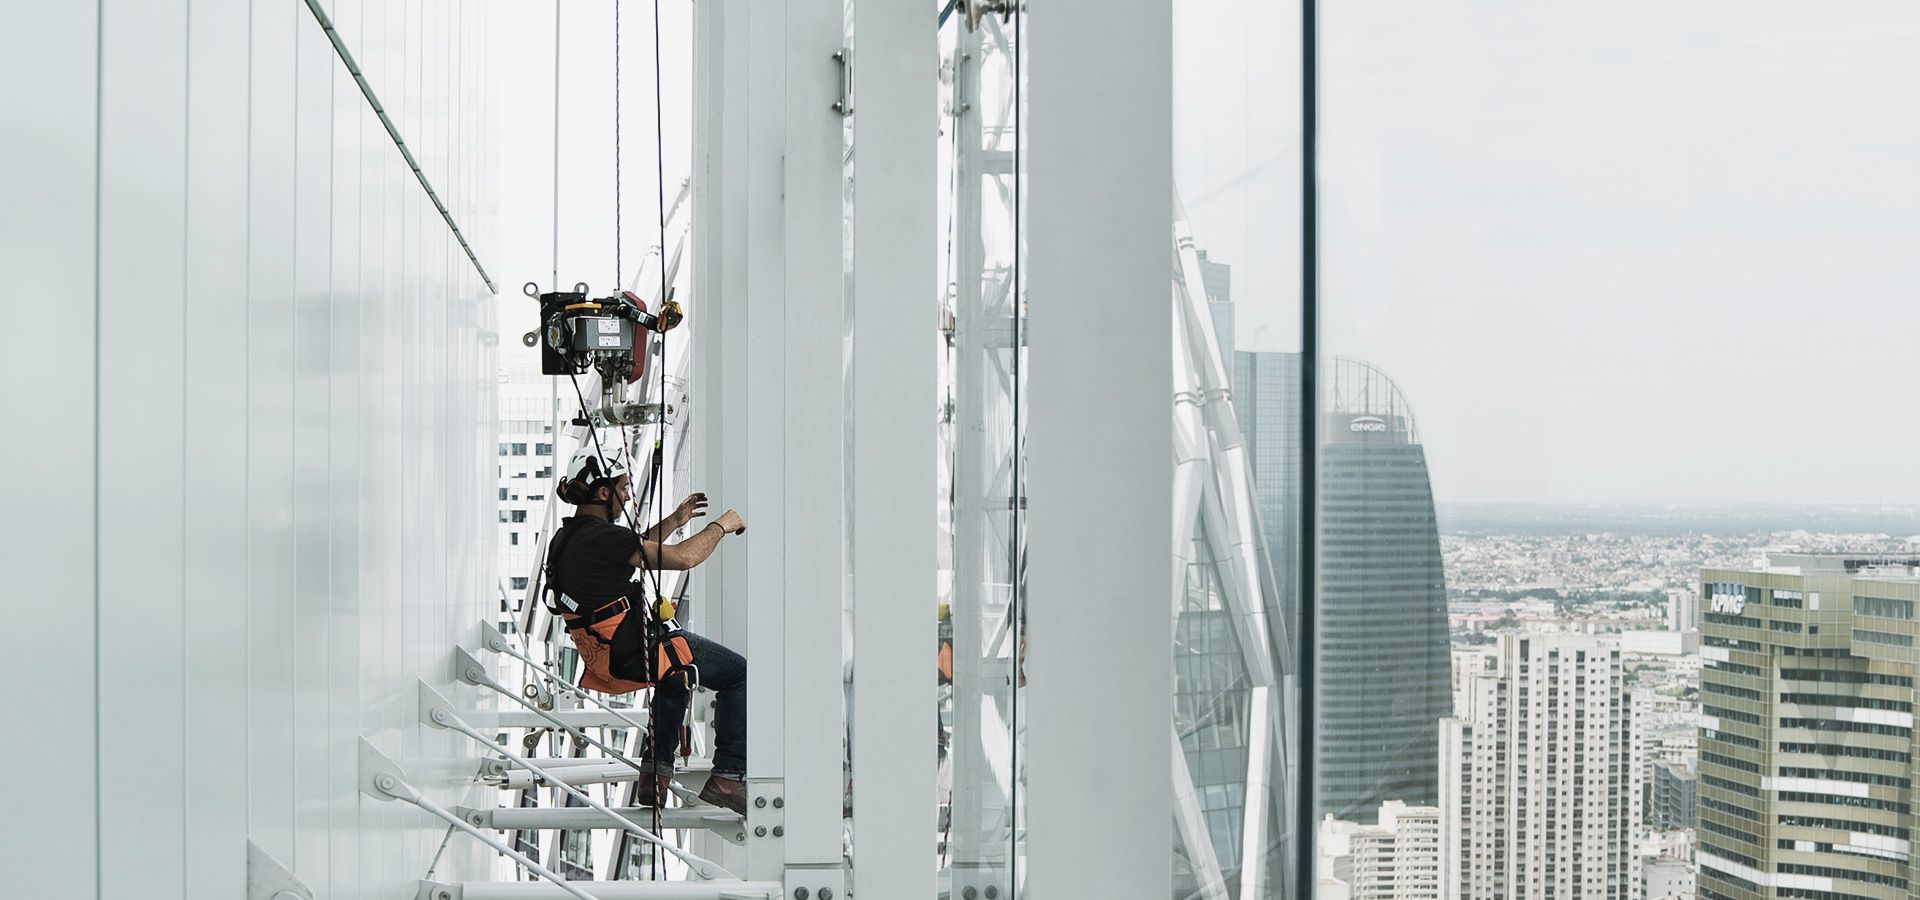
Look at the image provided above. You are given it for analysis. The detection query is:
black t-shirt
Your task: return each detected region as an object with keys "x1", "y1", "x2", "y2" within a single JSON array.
[{"x1": 547, "y1": 516, "x2": 643, "y2": 614}]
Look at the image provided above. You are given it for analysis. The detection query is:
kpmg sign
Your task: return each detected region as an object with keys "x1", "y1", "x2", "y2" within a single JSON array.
[
  {"x1": 1349, "y1": 415, "x2": 1388, "y2": 434},
  {"x1": 1709, "y1": 583, "x2": 1747, "y2": 616}
]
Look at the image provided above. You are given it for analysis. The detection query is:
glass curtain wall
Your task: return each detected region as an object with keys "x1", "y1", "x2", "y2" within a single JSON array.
[
  {"x1": 938, "y1": 5, "x2": 1027, "y2": 898},
  {"x1": 1173, "y1": 2, "x2": 1305, "y2": 898},
  {"x1": 1317, "y1": 4, "x2": 1920, "y2": 900}
]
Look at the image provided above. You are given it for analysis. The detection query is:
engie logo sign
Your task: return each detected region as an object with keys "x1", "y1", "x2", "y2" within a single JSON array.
[{"x1": 1349, "y1": 416, "x2": 1388, "y2": 433}]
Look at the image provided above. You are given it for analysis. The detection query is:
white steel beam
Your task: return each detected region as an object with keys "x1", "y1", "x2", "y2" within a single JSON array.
[
  {"x1": 738, "y1": 0, "x2": 791, "y2": 880},
  {"x1": 779, "y1": 0, "x2": 848, "y2": 893},
  {"x1": 443, "y1": 883, "x2": 783, "y2": 900},
  {"x1": 848, "y1": 0, "x2": 938, "y2": 891},
  {"x1": 1025, "y1": 1, "x2": 1173, "y2": 899},
  {"x1": 691, "y1": 0, "x2": 751, "y2": 653}
]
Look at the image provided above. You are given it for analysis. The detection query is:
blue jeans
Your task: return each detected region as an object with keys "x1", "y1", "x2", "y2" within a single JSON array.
[{"x1": 644, "y1": 630, "x2": 746, "y2": 777}]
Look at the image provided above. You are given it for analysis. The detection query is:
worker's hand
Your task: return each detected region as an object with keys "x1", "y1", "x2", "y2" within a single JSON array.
[
  {"x1": 715, "y1": 509, "x2": 747, "y2": 535},
  {"x1": 671, "y1": 492, "x2": 710, "y2": 529}
]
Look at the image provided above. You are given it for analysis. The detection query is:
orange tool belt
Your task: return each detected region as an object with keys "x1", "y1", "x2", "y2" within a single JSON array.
[{"x1": 560, "y1": 596, "x2": 696, "y2": 695}]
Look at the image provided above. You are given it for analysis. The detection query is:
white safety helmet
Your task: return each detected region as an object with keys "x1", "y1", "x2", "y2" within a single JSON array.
[{"x1": 558, "y1": 444, "x2": 629, "y2": 505}]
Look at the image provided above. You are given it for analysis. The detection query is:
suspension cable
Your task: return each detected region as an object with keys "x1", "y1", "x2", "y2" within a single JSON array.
[
  {"x1": 646, "y1": 0, "x2": 675, "y2": 870},
  {"x1": 615, "y1": 0, "x2": 624, "y2": 290}
]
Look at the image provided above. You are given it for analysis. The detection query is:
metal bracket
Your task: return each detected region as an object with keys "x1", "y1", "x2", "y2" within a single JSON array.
[
  {"x1": 246, "y1": 840, "x2": 313, "y2": 900},
  {"x1": 358, "y1": 738, "x2": 415, "y2": 803},
  {"x1": 480, "y1": 620, "x2": 514, "y2": 654},
  {"x1": 414, "y1": 881, "x2": 460, "y2": 900},
  {"x1": 453, "y1": 646, "x2": 493, "y2": 689},
  {"x1": 590, "y1": 400, "x2": 674, "y2": 427},
  {"x1": 962, "y1": 0, "x2": 1019, "y2": 29},
  {"x1": 420, "y1": 680, "x2": 459, "y2": 731},
  {"x1": 831, "y1": 49, "x2": 853, "y2": 116}
]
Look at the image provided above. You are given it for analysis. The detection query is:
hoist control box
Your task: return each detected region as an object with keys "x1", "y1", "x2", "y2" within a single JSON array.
[{"x1": 525, "y1": 282, "x2": 683, "y2": 384}]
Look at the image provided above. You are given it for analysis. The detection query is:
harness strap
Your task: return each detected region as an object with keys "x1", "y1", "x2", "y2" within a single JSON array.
[{"x1": 560, "y1": 596, "x2": 631, "y2": 632}]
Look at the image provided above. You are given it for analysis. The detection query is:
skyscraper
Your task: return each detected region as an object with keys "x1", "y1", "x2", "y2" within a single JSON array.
[
  {"x1": 1696, "y1": 557, "x2": 1920, "y2": 900},
  {"x1": 1239, "y1": 353, "x2": 1452, "y2": 821},
  {"x1": 1442, "y1": 634, "x2": 1644, "y2": 900}
]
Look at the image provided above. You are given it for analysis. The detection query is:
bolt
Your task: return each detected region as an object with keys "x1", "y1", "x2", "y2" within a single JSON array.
[
  {"x1": 772, "y1": 796, "x2": 785, "y2": 809},
  {"x1": 794, "y1": 889, "x2": 809, "y2": 900},
  {"x1": 432, "y1": 709, "x2": 451, "y2": 725},
  {"x1": 439, "y1": 892, "x2": 454, "y2": 900},
  {"x1": 819, "y1": 890, "x2": 834, "y2": 899},
  {"x1": 756, "y1": 796, "x2": 768, "y2": 808},
  {"x1": 986, "y1": 888, "x2": 998, "y2": 899},
  {"x1": 376, "y1": 775, "x2": 397, "y2": 792},
  {"x1": 963, "y1": 888, "x2": 977, "y2": 900},
  {"x1": 772, "y1": 825, "x2": 784, "y2": 837},
  {"x1": 755, "y1": 826, "x2": 767, "y2": 837}
]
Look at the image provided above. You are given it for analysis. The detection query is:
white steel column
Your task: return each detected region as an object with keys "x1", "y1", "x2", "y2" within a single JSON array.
[
  {"x1": 691, "y1": 0, "x2": 751, "y2": 655},
  {"x1": 1025, "y1": 2, "x2": 1173, "y2": 900},
  {"x1": 739, "y1": 0, "x2": 791, "y2": 881},
  {"x1": 779, "y1": 0, "x2": 848, "y2": 893},
  {"x1": 848, "y1": 0, "x2": 937, "y2": 892}
]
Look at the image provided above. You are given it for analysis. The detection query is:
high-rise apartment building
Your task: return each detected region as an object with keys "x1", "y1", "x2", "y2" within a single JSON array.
[
  {"x1": 1643, "y1": 856, "x2": 1695, "y2": 900},
  {"x1": 1696, "y1": 559, "x2": 1920, "y2": 900},
  {"x1": 495, "y1": 359, "x2": 561, "y2": 623},
  {"x1": 1442, "y1": 634, "x2": 1643, "y2": 900},
  {"x1": 1233, "y1": 353, "x2": 1452, "y2": 821},
  {"x1": 1318, "y1": 801, "x2": 1445, "y2": 900}
]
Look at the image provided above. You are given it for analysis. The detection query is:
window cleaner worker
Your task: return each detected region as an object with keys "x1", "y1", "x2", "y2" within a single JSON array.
[{"x1": 546, "y1": 445, "x2": 750, "y2": 814}]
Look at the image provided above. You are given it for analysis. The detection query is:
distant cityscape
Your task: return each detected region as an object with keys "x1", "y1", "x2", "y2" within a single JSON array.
[{"x1": 1317, "y1": 530, "x2": 1920, "y2": 900}]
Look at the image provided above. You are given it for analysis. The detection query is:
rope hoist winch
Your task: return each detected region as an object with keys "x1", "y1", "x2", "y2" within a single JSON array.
[{"x1": 524, "y1": 282, "x2": 684, "y2": 427}]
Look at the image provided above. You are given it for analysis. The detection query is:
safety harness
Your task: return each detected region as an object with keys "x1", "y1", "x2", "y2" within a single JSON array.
[{"x1": 543, "y1": 519, "x2": 696, "y2": 691}]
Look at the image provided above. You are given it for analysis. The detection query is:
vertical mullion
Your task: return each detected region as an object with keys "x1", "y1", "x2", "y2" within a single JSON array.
[
  {"x1": 1296, "y1": 0, "x2": 1321, "y2": 897},
  {"x1": 1024, "y1": 0, "x2": 1174, "y2": 896},
  {"x1": 778, "y1": 0, "x2": 847, "y2": 890},
  {"x1": 848, "y1": 0, "x2": 938, "y2": 891},
  {"x1": 0, "y1": 3, "x2": 103, "y2": 895}
]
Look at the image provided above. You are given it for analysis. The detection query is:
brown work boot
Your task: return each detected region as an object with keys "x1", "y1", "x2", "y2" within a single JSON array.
[
  {"x1": 633, "y1": 761, "x2": 675, "y2": 807},
  {"x1": 698, "y1": 773, "x2": 749, "y2": 815}
]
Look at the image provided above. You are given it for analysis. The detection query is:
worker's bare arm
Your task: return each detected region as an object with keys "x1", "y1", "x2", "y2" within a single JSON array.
[
  {"x1": 629, "y1": 509, "x2": 745, "y2": 570},
  {"x1": 638, "y1": 493, "x2": 709, "y2": 543}
]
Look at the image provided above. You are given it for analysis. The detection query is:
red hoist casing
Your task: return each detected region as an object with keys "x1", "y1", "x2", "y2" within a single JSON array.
[{"x1": 622, "y1": 290, "x2": 650, "y2": 384}]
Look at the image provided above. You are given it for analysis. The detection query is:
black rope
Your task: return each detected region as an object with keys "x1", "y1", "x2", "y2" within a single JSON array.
[
  {"x1": 615, "y1": 0, "x2": 624, "y2": 291},
  {"x1": 645, "y1": 0, "x2": 679, "y2": 870}
]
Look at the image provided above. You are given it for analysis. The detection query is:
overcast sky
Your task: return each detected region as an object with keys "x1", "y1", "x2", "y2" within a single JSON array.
[
  {"x1": 492, "y1": 0, "x2": 692, "y2": 367},
  {"x1": 1179, "y1": 0, "x2": 1920, "y2": 506},
  {"x1": 497, "y1": 0, "x2": 1920, "y2": 508}
]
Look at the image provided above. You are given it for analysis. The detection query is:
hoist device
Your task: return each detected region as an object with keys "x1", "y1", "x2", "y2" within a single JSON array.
[{"x1": 524, "y1": 281, "x2": 684, "y2": 426}]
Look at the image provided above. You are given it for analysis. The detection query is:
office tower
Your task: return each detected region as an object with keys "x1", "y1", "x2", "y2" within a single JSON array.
[
  {"x1": 1320, "y1": 357, "x2": 1453, "y2": 818},
  {"x1": 1442, "y1": 634, "x2": 1643, "y2": 900},
  {"x1": 1669, "y1": 589, "x2": 1702, "y2": 632},
  {"x1": 1232, "y1": 349, "x2": 1303, "y2": 644},
  {"x1": 1234, "y1": 353, "x2": 1451, "y2": 821},
  {"x1": 1318, "y1": 801, "x2": 1445, "y2": 900},
  {"x1": 1198, "y1": 249, "x2": 1234, "y2": 360},
  {"x1": 1649, "y1": 759, "x2": 1698, "y2": 832},
  {"x1": 1696, "y1": 559, "x2": 1920, "y2": 900}
]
